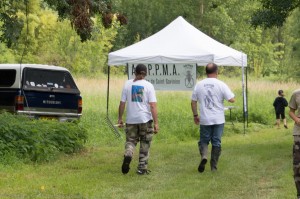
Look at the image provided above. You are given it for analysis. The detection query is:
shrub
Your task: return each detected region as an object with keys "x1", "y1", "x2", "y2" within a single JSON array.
[{"x1": 0, "y1": 112, "x2": 87, "y2": 163}]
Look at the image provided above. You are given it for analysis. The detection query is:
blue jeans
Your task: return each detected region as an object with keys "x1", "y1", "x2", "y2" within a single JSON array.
[{"x1": 198, "y1": 124, "x2": 224, "y2": 148}]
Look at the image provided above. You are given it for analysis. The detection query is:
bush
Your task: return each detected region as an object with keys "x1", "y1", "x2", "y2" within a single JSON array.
[{"x1": 0, "y1": 112, "x2": 87, "y2": 163}]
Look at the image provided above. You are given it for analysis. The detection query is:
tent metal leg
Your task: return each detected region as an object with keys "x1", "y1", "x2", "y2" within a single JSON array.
[
  {"x1": 246, "y1": 67, "x2": 248, "y2": 128},
  {"x1": 106, "y1": 65, "x2": 110, "y2": 116},
  {"x1": 242, "y1": 63, "x2": 247, "y2": 135},
  {"x1": 106, "y1": 65, "x2": 121, "y2": 138}
]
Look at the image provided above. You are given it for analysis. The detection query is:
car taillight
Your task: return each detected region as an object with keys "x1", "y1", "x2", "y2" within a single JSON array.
[
  {"x1": 15, "y1": 95, "x2": 24, "y2": 111},
  {"x1": 78, "y1": 98, "x2": 82, "y2": 114}
]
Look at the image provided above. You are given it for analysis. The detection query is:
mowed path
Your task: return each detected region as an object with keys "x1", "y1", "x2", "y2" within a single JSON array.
[{"x1": 0, "y1": 126, "x2": 295, "y2": 199}]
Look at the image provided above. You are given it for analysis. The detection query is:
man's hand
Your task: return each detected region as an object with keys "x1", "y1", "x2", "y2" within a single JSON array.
[
  {"x1": 193, "y1": 116, "x2": 200, "y2": 125},
  {"x1": 191, "y1": 100, "x2": 199, "y2": 125},
  {"x1": 228, "y1": 98, "x2": 235, "y2": 103},
  {"x1": 117, "y1": 119, "x2": 124, "y2": 128},
  {"x1": 118, "y1": 101, "x2": 126, "y2": 128},
  {"x1": 154, "y1": 123, "x2": 159, "y2": 134}
]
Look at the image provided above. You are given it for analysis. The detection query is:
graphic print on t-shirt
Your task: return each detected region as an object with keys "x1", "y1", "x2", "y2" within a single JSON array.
[
  {"x1": 204, "y1": 84, "x2": 217, "y2": 110},
  {"x1": 131, "y1": 85, "x2": 144, "y2": 102}
]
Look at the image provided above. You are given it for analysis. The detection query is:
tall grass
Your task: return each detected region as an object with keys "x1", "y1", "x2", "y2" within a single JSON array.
[
  {"x1": 0, "y1": 112, "x2": 87, "y2": 163},
  {"x1": 76, "y1": 76, "x2": 300, "y2": 146},
  {"x1": 76, "y1": 77, "x2": 124, "y2": 146}
]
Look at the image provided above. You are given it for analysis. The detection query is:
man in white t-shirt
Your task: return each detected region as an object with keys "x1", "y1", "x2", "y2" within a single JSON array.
[
  {"x1": 191, "y1": 63, "x2": 235, "y2": 173},
  {"x1": 118, "y1": 64, "x2": 159, "y2": 175}
]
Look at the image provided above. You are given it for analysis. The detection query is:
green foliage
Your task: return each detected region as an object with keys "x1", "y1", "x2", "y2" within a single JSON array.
[
  {"x1": 112, "y1": 0, "x2": 202, "y2": 48},
  {"x1": 0, "y1": 0, "x2": 300, "y2": 79},
  {"x1": 251, "y1": 0, "x2": 300, "y2": 28},
  {"x1": 0, "y1": 0, "x2": 116, "y2": 43},
  {"x1": 233, "y1": 27, "x2": 282, "y2": 77},
  {"x1": 282, "y1": 8, "x2": 300, "y2": 80},
  {"x1": 0, "y1": 42, "x2": 15, "y2": 62},
  {"x1": 7, "y1": 8, "x2": 119, "y2": 74},
  {"x1": 0, "y1": 112, "x2": 87, "y2": 163},
  {"x1": 0, "y1": 0, "x2": 24, "y2": 47}
]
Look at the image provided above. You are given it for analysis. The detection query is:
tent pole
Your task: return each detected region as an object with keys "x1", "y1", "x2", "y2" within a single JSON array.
[
  {"x1": 106, "y1": 65, "x2": 110, "y2": 116},
  {"x1": 242, "y1": 66, "x2": 245, "y2": 135},
  {"x1": 126, "y1": 63, "x2": 129, "y2": 79},
  {"x1": 241, "y1": 54, "x2": 247, "y2": 135},
  {"x1": 105, "y1": 65, "x2": 121, "y2": 138},
  {"x1": 246, "y1": 66, "x2": 248, "y2": 128}
]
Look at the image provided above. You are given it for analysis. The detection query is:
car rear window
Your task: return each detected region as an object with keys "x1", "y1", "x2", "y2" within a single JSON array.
[
  {"x1": 22, "y1": 68, "x2": 79, "y2": 93},
  {"x1": 0, "y1": 69, "x2": 16, "y2": 87}
]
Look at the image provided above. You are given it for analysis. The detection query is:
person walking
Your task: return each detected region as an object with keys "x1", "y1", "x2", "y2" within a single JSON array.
[
  {"x1": 288, "y1": 89, "x2": 300, "y2": 198},
  {"x1": 273, "y1": 89, "x2": 288, "y2": 129},
  {"x1": 191, "y1": 63, "x2": 235, "y2": 172},
  {"x1": 118, "y1": 64, "x2": 159, "y2": 175}
]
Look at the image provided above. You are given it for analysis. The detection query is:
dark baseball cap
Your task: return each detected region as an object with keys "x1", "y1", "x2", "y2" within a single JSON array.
[{"x1": 135, "y1": 64, "x2": 147, "y2": 75}]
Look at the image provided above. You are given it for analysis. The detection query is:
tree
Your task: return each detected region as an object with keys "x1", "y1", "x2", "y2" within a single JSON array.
[
  {"x1": 112, "y1": 0, "x2": 202, "y2": 49},
  {"x1": 43, "y1": 0, "x2": 112, "y2": 41},
  {"x1": 281, "y1": 8, "x2": 300, "y2": 79},
  {"x1": 0, "y1": 0, "x2": 126, "y2": 46},
  {"x1": 251, "y1": 0, "x2": 300, "y2": 28},
  {"x1": 0, "y1": 0, "x2": 24, "y2": 47},
  {"x1": 0, "y1": 0, "x2": 120, "y2": 74},
  {"x1": 0, "y1": 42, "x2": 15, "y2": 62},
  {"x1": 250, "y1": 0, "x2": 300, "y2": 79}
]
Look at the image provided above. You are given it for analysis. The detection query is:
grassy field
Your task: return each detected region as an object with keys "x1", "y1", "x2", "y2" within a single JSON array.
[
  {"x1": 0, "y1": 125, "x2": 295, "y2": 198},
  {"x1": 0, "y1": 76, "x2": 299, "y2": 198}
]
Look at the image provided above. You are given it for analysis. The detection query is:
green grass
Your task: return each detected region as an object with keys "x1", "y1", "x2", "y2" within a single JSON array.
[
  {"x1": 0, "y1": 125, "x2": 296, "y2": 198},
  {"x1": 0, "y1": 77, "x2": 298, "y2": 198}
]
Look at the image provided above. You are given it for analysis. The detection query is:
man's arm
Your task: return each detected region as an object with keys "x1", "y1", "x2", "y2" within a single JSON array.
[
  {"x1": 191, "y1": 100, "x2": 199, "y2": 125},
  {"x1": 289, "y1": 107, "x2": 300, "y2": 125},
  {"x1": 149, "y1": 102, "x2": 159, "y2": 133},
  {"x1": 118, "y1": 101, "x2": 126, "y2": 127}
]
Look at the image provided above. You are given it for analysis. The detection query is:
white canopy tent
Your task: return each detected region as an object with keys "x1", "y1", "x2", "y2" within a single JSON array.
[
  {"x1": 107, "y1": 16, "x2": 248, "y2": 136},
  {"x1": 108, "y1": 16, "x2": 247, "y2": 66}
]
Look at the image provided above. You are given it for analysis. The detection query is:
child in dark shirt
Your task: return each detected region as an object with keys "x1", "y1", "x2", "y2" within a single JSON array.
[{"x1": 273, "y1": 90, "x2": 288, "y2": 129}]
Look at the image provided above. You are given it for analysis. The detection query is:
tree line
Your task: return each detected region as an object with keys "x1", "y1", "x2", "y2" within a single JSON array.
[{"x1": 0, "y1": 0, "x2": 299, "y2": 79}]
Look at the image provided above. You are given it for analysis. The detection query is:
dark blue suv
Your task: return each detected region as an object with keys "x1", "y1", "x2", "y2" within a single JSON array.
[{"x1": 0, "y1": 64, "x2": 82, "y2": 121}]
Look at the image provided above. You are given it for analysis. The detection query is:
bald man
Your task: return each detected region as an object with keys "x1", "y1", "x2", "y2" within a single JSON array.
[{"x1": 191, "y1": 63, "x2": 235, "y2": 173}]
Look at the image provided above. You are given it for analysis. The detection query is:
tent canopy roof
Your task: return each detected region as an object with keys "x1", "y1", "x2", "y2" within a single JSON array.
[{"x1": 108, "y1": 16, "x2": 247, "y2": 67}]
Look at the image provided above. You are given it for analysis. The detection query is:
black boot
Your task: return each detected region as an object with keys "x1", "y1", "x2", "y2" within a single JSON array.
[
  {"x1": 210, "y1": 146, "x2": 221, "y2": 172},
  {"x1": 122, "y1": 156, "x2": 132, "y2": 174},
  {"x1": 198, "y1": 144, "x2": 208, "y2": 173}
]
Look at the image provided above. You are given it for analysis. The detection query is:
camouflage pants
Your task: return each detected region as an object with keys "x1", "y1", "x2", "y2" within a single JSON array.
[
  {"x1": 124, "y1": 121, "x2": 154, "y2": 170},
  {"x1": 293, "y1": 135, "x2": 300, "y2": 196}
]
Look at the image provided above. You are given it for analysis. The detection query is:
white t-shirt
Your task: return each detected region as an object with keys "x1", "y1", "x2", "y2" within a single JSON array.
[
  {"x1": 191, "y1": 78, "x2": 234, "y2": 125},
  {"x1": 121, "y1": 79, "x2": 157, "y2": 124}
]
